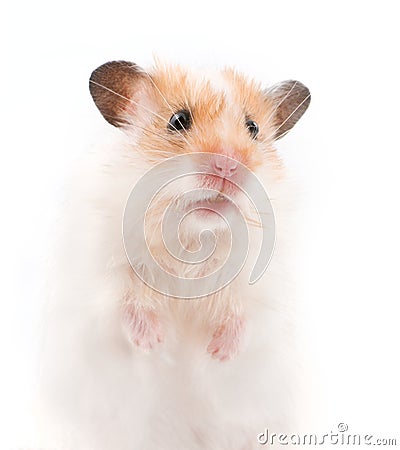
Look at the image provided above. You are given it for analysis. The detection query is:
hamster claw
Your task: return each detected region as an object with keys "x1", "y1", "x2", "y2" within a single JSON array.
[
  {"x1": 124, "y1": 305, "x2": 164, "y2": 351},
  {"x1": 207, "y1": 316, "x2": 244, "y2": 362}
]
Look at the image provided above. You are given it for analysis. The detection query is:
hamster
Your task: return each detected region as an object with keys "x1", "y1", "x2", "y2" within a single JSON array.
[{"x1": 37, "y1": 60, "x2": 310, "y2": 450}]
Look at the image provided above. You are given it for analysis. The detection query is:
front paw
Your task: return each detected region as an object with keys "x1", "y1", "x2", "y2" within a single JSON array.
[
  {"x1": 207, "y1": 316, "x2": 244, "y2": 362},
  {"x1": 124, "y1": 306, "x2": 163, "y2": 351}
]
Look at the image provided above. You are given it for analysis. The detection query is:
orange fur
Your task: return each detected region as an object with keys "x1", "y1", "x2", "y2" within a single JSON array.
[{"x1": 134, "y1": 63, "x2": 279, "y2": 174}]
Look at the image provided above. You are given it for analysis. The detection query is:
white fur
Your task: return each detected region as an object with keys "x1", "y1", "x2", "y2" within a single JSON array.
[{"x1": 36, "y1": 75, "x2": 306, "y2": 450}]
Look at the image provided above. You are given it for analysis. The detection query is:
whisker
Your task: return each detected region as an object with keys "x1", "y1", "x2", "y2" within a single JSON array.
[
  {"x1": 244, "y1": 214, "x2": 262, "y2": 228},
  {"x1": 100, "y1": 109, "x2": 185, "y2": 153},
  {"x1": 142, "y1": 149, "x2": 176, "y2": 156},
  {"x1": 261, "y1": 81, "x2": 298, "y2": 133},
  {"x1": 141, "y1": 71, "x2": 193, "y2": 145},
  {"x1": 260, "y1": 93, "x2": 311, "y2": 145},
  {"x1": 145, "y1": 191, "x2": 180, "y2": 249},
  {"x1": 89, "y1": 80, "x2": 191, "y2": 146},
  {"x1": 127, "y1": 122, "x2": 177, "y2": 144},
  {"x1": 180, "y1": 86, "x2": 197, "y2": 136},
  {"x1": 96, "y1": 109, "x2": 178, "y2": 147}
]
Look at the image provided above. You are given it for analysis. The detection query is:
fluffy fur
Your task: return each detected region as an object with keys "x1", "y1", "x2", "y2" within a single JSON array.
[{"x1": 37, "y1": 61, "x2": 310, "y2": 450}]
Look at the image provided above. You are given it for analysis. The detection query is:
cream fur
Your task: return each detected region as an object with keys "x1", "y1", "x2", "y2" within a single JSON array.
[{"x1": 36, "y1": 67, "x2": 307, "y2": 450}]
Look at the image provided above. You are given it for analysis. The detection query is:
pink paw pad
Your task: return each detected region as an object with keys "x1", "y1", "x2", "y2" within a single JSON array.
[
  {"x1": 124, "y1": 306, "x2": 163, "y2": 351},
  {"x1": 207, "y1": 316, "x2": 244, "y2": 361}
]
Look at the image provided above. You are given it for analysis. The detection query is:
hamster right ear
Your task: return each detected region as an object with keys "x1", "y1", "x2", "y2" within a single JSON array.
[
  {"x1": 89, "y1": 60, "x2": 151, "y2": 127},
  {"x1": 265, "y1": 80, "x2": 311, "y2": 140}
]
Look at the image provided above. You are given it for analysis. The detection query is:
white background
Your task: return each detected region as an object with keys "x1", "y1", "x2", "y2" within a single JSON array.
[{"x1": 1, "y1": 0, "x2": 399, "y2": 447}]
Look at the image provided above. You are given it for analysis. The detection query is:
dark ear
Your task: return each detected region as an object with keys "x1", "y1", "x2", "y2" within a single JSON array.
[
  {"x1": 266, "y1": 80, "x2": 311, "y2": 140},
  {"x1": 89, "y1": 60, "x2": 149, "y2": 127}
]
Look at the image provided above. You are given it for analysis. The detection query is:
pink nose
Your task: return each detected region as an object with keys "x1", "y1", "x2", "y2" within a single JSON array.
[{"x1": 212, "y1": 155, "x2": 238, "y2": 178}]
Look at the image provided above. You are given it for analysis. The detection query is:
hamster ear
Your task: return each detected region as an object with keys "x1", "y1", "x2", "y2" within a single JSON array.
[
  {"x1": 89, "y1": 60, "x2": 151, "y2": 127},
  {"x1": 265, "y1": 80, "x2": 311, "y2": 140}
]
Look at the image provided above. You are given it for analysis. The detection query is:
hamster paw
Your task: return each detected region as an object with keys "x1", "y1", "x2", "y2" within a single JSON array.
[
  {"x1": 207, "y1": 316, "x2": 244, "y2": 362},
  {"x1": 124, "y1": 306, "x2": 163, "y2": 351}
]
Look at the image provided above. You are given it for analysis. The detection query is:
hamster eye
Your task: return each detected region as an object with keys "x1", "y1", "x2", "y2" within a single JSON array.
[
  {"x1": 168, "y1": 110, "x2": 192, "y2": 132},
  {"x1": 246, "y1": 119, "x2": 259, "y2": 138}
]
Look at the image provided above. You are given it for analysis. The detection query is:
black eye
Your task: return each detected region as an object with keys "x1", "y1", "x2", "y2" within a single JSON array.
[
  {"x1": 168, "y1": 109, "x2": 192, "y2": 132},
  {"x1": 246, "y1": 119, "x2": 259, "y2": 138}
]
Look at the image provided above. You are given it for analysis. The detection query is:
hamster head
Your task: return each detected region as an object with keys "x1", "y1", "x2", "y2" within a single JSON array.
[{"x1": 89, "y1": 60, "x2": 310, "y2": 232}]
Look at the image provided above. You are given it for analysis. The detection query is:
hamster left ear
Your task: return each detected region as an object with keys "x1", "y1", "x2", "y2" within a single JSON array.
[
  {"x1": 265, "y1": 80, "x2": 311, "y2": 140},
  {"x1": 89, "y1": 60, "x2": 152, "y2": 127}
]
